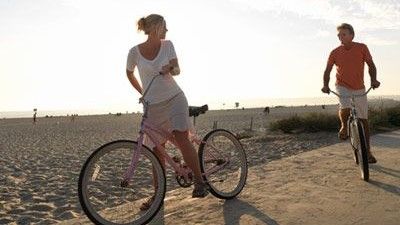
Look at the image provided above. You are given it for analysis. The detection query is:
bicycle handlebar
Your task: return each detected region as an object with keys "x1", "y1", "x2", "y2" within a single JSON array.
[
  {"x1": 139, "y1": 74, "x2": 163, "y2": 104},
  {"x1": 328, "y1": 87, "x2": 373, "y2": 98}
]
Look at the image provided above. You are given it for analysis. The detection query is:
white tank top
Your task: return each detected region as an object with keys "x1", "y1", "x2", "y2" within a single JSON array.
[{"x1": 126, "y1": 40, "x2": 182, "y2": 104}]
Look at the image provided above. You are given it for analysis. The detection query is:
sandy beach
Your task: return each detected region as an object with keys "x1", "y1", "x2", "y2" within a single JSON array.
[
  {"x1": 0, "y1": 105, "x2": 398, "y2": 224},
  {"x1": 61, "y1": 130, "x2": 400, "y2": 225}
]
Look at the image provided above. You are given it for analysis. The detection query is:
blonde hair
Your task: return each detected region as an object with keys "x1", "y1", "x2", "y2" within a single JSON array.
[{"x1": 137, "y1": 14, "x2": 165, "y2": 35}]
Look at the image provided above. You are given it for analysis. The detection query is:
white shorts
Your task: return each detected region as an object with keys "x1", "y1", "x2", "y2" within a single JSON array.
[
  {"x1": 335, "y1": 85, "x2": 368, "y2": 119},
  {"x1": 144, "y1": 92, "x2": 193, "y2": 149}
]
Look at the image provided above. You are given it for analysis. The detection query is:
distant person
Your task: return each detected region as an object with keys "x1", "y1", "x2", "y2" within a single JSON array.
[
  {"x1": 33, "y1": 112, "x2": 37, "y2": 124},
  {"x1": 263, "y1": 106, "x2": 270, "y2": 114},
  {"x1": 125, "y1": 14, "x2": 208, "y2": 209},
  {"x1": 321, "y1": 23, "x2": 380, "y2": 163}
]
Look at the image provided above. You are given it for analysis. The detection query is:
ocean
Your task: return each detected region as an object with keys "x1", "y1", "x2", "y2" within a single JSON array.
[{"x1": 1, "y1": 95, "x2": 399, "y2": 119}]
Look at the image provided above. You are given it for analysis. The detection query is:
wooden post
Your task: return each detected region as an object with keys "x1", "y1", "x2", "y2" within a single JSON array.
[
  {"x1": 249, "y1": 117, "x2": 253, "y2": 131},
  {"x1": 213, "y1": 121, "x2": 218, "y2": 129}
]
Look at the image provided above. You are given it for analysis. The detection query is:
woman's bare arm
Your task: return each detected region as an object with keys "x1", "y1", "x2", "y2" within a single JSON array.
[{"x1": 126, "y1": 69, "x2": 143, "y2": 94}]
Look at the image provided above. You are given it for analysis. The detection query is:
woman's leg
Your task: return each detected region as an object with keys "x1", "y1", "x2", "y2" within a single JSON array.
[
  {"x1": 173, "y1": 130, "x2": 204, "y2": 183},
  {"x1": 152, "y1": 143, "x2": 166, "y2": 188},
  {"x1": 173, "y1": 130, "x2": 208, "y2": 197}
]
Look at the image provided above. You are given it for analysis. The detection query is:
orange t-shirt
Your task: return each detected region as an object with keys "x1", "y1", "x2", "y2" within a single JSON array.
[{"x1": 327, "y1": 42, "x2": 372, "y2": 90}]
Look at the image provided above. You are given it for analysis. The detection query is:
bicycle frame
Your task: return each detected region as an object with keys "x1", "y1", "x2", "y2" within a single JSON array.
[{"x1": 122, "y1": 97, "x2": 229, "y2": 186}]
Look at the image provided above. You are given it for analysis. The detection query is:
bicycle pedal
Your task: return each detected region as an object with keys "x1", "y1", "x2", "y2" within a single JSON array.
[
  {"x1": 120, "y1": 180, "x2": 129, "y2": 187},
  {"x1": 172, "y1": 156, "x2": 181, "y2": 163}
]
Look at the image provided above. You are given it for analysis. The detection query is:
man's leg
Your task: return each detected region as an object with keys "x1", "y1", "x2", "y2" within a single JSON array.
[
  {"x1": 338, "y1": 108, "x2": 351, "y2": 140},
  {"x1": 360, "y1": 119, "x2": 377, "y2": 163}
]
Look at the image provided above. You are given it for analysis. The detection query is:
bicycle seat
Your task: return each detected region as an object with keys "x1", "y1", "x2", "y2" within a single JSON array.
[{"x1": 189, "y1": 105, "x2": 208, "y2": 117}]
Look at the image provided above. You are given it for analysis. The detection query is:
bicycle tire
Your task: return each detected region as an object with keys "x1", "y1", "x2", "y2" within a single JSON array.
[
  {"x1": 349, "y1": 118, "x2": 359, "y2": 164},
  {"x1": 198, "y1": 129, "x2": 248, "y2": 199},
  {"x1": 78, "y1": 140, "x2": 166, "y2": 225},
  {"x1": 356, "y1": 121, "x2": 369, "y2": 181}
]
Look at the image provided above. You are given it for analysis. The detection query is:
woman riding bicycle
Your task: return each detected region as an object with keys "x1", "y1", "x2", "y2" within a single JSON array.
[{"x1": 125, "y1": 14, "x2": 209, "y2": 208}]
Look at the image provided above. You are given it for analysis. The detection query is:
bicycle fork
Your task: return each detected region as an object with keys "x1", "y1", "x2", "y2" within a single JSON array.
[{"x1": 121, "y1": 132, "x2": 144, "y2": 187}]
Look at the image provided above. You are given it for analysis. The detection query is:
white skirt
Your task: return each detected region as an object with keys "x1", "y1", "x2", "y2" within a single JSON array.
[{"x1": 144, "y1": 92, "x2": 193, "y2": 149}]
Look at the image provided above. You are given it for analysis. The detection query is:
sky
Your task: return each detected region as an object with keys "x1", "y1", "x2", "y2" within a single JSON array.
[{"x1": 1, "y1": 0, "x2": 399, "y2": 114}]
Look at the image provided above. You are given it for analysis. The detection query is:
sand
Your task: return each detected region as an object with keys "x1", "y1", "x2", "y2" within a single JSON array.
[
  {"x1": 0, "y1": 105, "x2": 398, "y2": 224},
  {"x1": 62, "y1": 130, "x2": 400, "y2": 225}
]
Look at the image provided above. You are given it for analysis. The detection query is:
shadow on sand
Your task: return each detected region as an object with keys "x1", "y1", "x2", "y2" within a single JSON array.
[
  {"x1": 369, "y1": 179, "x2": 400, "y2": 197},
  {"x1": 370, "y1": 164, "x2": 400, "y2": 179},
  {"x1": 148, "y1": 198, "x2": 279, "y2": 225},
  {"x1": 223, "y1": 198, "x2": 279, "y2": 225},
  {"x1": 369, "y1": 164, "x2": 400, "y2": 197},
  {"x1": 372, "y1": 130, "x2": 400, "y2": 149}
]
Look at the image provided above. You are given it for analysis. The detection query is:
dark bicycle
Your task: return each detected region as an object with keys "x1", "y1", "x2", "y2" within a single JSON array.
[{"x1": 328, "y1": 87, "x2": 373, "y2": 181}]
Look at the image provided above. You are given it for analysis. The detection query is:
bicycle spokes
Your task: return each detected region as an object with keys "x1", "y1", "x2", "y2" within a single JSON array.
[
  {"x1": 78, "y1": 141, "x2": 166, "y2": 225},
  {"x1": 199, "y1": 129, "x2": 247, "y2": 199}
]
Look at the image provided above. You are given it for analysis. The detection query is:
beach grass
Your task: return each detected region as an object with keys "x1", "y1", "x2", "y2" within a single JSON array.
[{"x1": 270, "y1": 104, "x2": 400, "y2": 133}]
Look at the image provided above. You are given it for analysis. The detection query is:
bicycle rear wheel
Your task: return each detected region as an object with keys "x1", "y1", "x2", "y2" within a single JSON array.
[
  {"x1": 198, "y1": 129, "x2": 247, "y2": 199},
  {"x1": 78, "y1": 140, "x2": 166, "y2": 225}
]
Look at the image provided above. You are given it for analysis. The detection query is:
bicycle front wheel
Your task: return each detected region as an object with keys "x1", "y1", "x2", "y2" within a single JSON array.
[
  {"x1": 198, "y1": 129, "x2": 248, "y2": 199},
  {"x1": 356, "y1": 121, "x2": 369, "y2": 181},
  {"x1": 78, "y1": 140, "x2": 166, "y2": 225},
  {"x1": 349, "y1": 118, "x2": 359, "y2": 164},
  {"x1": 350, "y1": 120, "x2": 369, "y2": 181}
]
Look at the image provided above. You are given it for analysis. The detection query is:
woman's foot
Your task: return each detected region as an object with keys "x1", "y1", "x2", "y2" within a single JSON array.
[
  {"x1": 140, "y1": 195, "x2": 155, "y2": 211},
  {"x1": 192, "y1": 182, "x2": 209, "y2": 198}
]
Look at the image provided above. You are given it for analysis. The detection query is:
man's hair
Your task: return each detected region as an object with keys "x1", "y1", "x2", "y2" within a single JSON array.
[{"x1": 337, "y1": 23, "x2": 355, "y2": 36}]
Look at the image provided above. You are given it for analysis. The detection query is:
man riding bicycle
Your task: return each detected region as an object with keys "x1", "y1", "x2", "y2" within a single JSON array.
[{"x1": 321, "y1": 23, "x2": 380, "y2": 163}]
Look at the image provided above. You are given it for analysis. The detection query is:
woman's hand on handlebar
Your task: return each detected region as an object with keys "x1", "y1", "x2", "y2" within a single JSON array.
[{"x1": 160, "y1": 64, "x2": 172, "y2": 75}]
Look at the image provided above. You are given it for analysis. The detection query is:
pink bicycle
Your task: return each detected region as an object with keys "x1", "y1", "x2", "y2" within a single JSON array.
[{"x1": 78, "y1": 75, "x2": 248, "y2": 225}]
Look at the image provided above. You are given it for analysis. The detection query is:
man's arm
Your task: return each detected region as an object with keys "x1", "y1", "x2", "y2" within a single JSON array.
[
  {"x1": 321, "y1": 63, "x2": 333, "y2": 93},
  {"x1": 366, "y1": 60, "x2": 380, "y2": 89}
]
